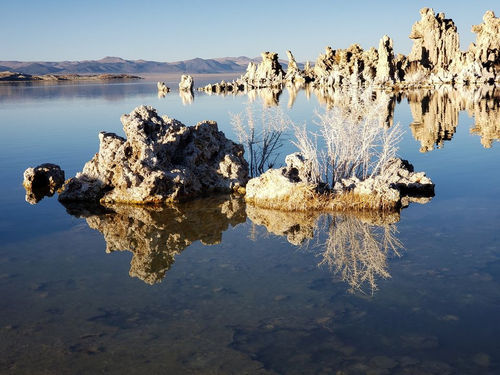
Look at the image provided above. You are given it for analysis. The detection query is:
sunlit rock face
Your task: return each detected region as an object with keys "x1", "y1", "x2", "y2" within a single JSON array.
[
  {"x1": 23, "y1": 163, "x2": 65, "y2": 204},
  {"x1": 59, "y1": 106, "x2": 248, "y2": 204},
  {"x1": 284, "y1": 50, "x2": 306, "y2": 84},
  {"x1": 66, "y1": 195, "x2": 246, "y2": 284},
  {"x1": 470, "y1": 11, "x2": 500, "y2": 69},
  {"x1": 313, "y1": 45, "x2": 379, "y2": 87},
  {"x1": 375, "y1": 35, "x2": 396, "y2": 85},
  {"x1": 157, "y1": 81, "x2": 170, "y2": 94},
  {"x1": 408, "y1": 8, "x2": 461, "y2": 74},
  {"x1": 246, "y1": 152, "x2": 433, "y2": 212},
  {"x1": 178, "y1": 74, "x2": 194, "y2": 91},
  {"x1": 243, "y1": 52, "x2": 285, "y2": 88}
]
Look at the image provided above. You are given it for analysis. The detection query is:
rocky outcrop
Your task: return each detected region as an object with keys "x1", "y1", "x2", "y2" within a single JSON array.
[
  {"x1": 243, "y1": 52, "x2": 285, "y2": 88},
  {"x1": 23, "y1": 163, "x2": 65, "y2": 204},
  {"x1": 245, "y1": 153, "x2": 434, "y2": 211},
  {"x1": 470, "y1": 11, "x2": 500, "y2": 68},
  {"x1": 313, "y1": 45, "x2": 379, "y2": 87},
  {"x1": 284, "y1": 50, "x2": 306, "y2": 84},
  {"x1": 67, "y1": 195, "x2": 246, "y2": 284},
  {"x1": 179, "y1": 74, "x2": 194, "y2": 91},
  {"x1": 198, "y1": 9, "x2": 499, "y2": 93},
  {"x1": 375, "y1": 35, "x2": 396, "y2": 85},
  {"x1": 157, "y1": 82, "x2": 170, "y2": 97},
  {"x1": 408, "y1": 8, "x2": 461, "y2": 74},
  {"x1": 334, "y1": 158, "x2": 435, "y2": 208},
  {"x1": 59, "y1": 105, "x2": 248, "y2": 204}
]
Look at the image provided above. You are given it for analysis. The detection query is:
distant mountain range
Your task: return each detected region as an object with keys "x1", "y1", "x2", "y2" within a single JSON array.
[{"x1": 0, "y1": 56, "x2": 291, "y2": 75}]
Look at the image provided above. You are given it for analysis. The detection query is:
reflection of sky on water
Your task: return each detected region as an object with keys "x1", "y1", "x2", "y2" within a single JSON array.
[{"x1": 0, "y1": 81, "x2": 499, "y2": 373}]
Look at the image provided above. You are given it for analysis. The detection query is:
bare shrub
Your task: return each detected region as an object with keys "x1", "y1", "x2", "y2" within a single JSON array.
[
  {"x1": 294, "y1": 87, "x2": 403, "y2": 186},
  {"x1": 230, "y1": 103, "x2": 292, "y2": 177}
]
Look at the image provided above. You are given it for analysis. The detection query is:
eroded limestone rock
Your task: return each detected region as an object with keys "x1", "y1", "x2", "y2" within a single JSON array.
[
  {"x1": 179, "y1": 74, "x2": 194, "y2": 91},
  {"x1": 246, "y1": 152, "x2": 433, "y2": 211},
  {"x1": 157, "y1": 82, "x2": 170, "y2": 98},
  {"x1": 243, "y1": 52, "x2": 285, "y2": 88},
  {"x1": 59, "y1": 106, "x2": 248, "y2": 204},
  {"x1": 339, "y1": 158, "x2": 435, "y2": 208},
  {"x1": 23, "y1": 163, "x2": 65, "y2": 204},
  {"x1": 375, "y1": 35, "x2": 396, "y2": 85},
  {"x1": 470, "y1": 11, "x2": 500, "y2": 67},
  {"x1": 408, "y1": 8, "x2": 461, "y2": 74},
  {"x1": 285, "y1": 50, "x2": 306, "y2": 84}
]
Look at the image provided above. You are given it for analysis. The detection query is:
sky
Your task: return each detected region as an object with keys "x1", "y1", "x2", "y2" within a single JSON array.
[{"x1": 1, "y1": 0, "x2": 499, "y2": 62}]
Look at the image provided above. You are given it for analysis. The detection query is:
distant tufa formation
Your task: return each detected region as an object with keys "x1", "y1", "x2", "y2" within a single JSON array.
[{"x1": 200, "y1": 8, "x2": 500, "y2": 93}]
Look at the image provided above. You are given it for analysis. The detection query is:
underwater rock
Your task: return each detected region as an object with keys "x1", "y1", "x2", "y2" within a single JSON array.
[
  {"x1": 59, "y1": 105, "x2": 248, "y2": 204},
  {"x1": 23, "y1": 163, "x2": 65, "y2": 204},
  {"x1": 178, "y1": 74, "x2": 194, "y2": 91}
]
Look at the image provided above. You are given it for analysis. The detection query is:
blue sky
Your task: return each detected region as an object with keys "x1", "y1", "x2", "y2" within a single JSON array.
[{"x1": 1, "y1": 0, "x2": 499, "y2": 62}]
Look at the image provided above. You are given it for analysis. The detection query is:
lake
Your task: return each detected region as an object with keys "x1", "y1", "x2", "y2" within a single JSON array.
[{"x1": 0, "y1": 78, "x2": 499, "y2": 374}]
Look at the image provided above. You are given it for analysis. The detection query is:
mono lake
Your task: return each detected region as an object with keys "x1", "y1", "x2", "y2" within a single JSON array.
[{"x1": 0, "y1": 79, "x2": 499, "y2": 374}]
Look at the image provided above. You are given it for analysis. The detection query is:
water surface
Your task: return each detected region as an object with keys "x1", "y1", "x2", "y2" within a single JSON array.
[{"x1": 0, "y1": 80, "x2": 499, "y2": 374}]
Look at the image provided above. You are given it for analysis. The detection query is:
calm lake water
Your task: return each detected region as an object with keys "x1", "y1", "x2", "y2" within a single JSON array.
[{"x1": 0, "y1": 78, "x2": 499, "y2": 374}]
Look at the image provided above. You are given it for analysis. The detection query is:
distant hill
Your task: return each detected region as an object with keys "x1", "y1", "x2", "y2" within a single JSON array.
[
  {"x1": 0, "y1": 56, "x2": 262, "y2": 75},
  {"x1": 0, "y1": 56, "x2": 295, "y2": 75}
]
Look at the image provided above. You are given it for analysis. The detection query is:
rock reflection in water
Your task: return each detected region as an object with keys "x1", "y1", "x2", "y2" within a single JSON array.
[
  {"x1": 64, "y1": 195, "x2": 246, "y2": 284},
  {"x1": 248, "y1": 205, "x2": 403, "y2": 293},
  {"x1": 179, "y1": 89, "x2": 194, "y2": 105},
  {"x1": 207, "y1": 83, "x2": 500, "y2": 149},
  {"x1": 408, "y1": 86, "x2": 500, "y2": 151}
]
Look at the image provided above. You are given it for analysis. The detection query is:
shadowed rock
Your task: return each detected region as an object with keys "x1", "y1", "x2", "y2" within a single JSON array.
[{"x1": 23, "y1": 163, "x2": 65, "y2": 204}]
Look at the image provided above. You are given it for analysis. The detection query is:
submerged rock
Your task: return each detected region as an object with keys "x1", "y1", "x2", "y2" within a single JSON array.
[
  {"x1": 23, "y1": 163, "x2": 65, "y2": 204},
  {"x1": 59, "y1": 105, "x2": 248, "y2": 204}
]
